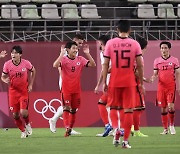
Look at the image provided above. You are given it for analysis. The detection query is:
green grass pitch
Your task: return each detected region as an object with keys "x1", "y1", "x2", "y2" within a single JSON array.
[{"x1": 0, "y1": 127, "x2": 180, "y2": 154}]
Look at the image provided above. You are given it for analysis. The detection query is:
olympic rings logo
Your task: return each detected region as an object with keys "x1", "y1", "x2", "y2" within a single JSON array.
[{"x1": 34, "y1": 98, "x2": 62, "y2": 120}]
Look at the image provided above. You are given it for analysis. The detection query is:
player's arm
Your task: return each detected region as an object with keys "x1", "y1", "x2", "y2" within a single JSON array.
[
  {"x1": 102, "y1": 57, "x2": 110, "y2": 93},
  {"x1": 28, "y1": 67, "x2": 36, "y2": 92},
  {"x1": 175, "y1": 68, "x2": 180, "y2": 95},
  {"x1": 83, "y1": 44, "x2": 96, "y2": 67},
  {"x1": 94, "y1": 69, "x2": 103, "y2": 94},
  {"x1": 0, "y1": 50, "x2": 7, "y2": 58},
  {"x1": 136, "y1": 56, "x2": 145, "y2": 94},
  {"x1": 149, "y1": 70, "x2": 158, "y2": 83},
  {"x1": 1, "y1": 72, "x2": 10, "y2": 84},
  {"x1": 53, "y1": 45, "x2": 66, "y2": 68}
]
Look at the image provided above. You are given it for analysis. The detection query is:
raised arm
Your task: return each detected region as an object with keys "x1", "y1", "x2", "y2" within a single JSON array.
[
  {"x1": 53, "y1": 45, "x2": 66, "y2": 68},
  {"x1": 0, "y1": 50, "x2": 7, "y2": 58},
  {"x1": 83, "y1": 44, "x2": 96, "y2": 67}
]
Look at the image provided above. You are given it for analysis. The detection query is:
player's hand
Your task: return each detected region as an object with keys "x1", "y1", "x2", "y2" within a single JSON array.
[
  {"x1": 4, "y1": 77, "x2": 10, "y2": 84},
  {"x1": 28, "y1": 85, "x2": 33, "y2": 92},
  {"x1": 144, "y1": 77, "x2": 152, "y2": 83},
  {"x1": 83, "y1": 44, "x2": 90, "y2": 54},
  {"x1": 60, "y1": 45, "x2": 66, "y2": 55},
  {"x1": 103, "y1": 83, "x2": 108, "y2": 94},
  {"x1": 94, "y1": 86, "x2": 99, "y2": 94},
  {"x1": 0, "y1": 50, "x2": 7, "y2": 58}
]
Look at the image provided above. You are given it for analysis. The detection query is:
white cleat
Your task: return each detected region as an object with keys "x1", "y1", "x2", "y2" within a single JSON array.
[
  {"x1": 122, "y1": 141, "x2": 131, "y2": 149},
  {"x1": 21, "y1": 131, "x2": 28, "y2": 138},
  {"x1": 169, "y1": 125, "x2": 176, "y2": 135},
  {"x1": 71, "y1": 129, "x2": 82, "y2": 135},
  {"x1": 49, "y1": 118, "x2": 56, "y2": 133},
  {"x1": 96, "y1": 133, "x2": 103, "y2": 137},
  {"x1": 25, "y1": 123, "x2": 32, "y2": 135},
  {"x1": 160, "y1": 129, "x2": 168, "y2": 135}
]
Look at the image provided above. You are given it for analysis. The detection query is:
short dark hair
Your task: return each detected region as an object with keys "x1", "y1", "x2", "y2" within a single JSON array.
[
  {"x1": 136, "y1": 37, "x2": 148, "y2": 50},
  {"x1": 98, "y1": 35, "x2": 110, "y2": 45},
  {"x1": 160, "y1": 41, "x2": 171, "y2": 49},
  {"x1": 73, "y1": 33, "x2": 84, "y2": 40},
  {"x1": 65, "y1": 41, "x2": 78, "y2": 49},
  {"x1": 11, "y1": 46, "x2": 22, "y2": 54},
  {"x1": 117, "y1": 20, "x2": 131, "y2": 33}
]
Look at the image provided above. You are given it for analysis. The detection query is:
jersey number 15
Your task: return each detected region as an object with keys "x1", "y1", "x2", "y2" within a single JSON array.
[{"x1": 114, "y1": 50, "x2": 130, "y2": 68}]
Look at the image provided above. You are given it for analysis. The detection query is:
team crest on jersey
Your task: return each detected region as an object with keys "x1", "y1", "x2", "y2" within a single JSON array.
[
  {"x1": 22, "y1": 68, "x2": 26, "y2": 71},
  {"x1": 77, "y1": 62, "x2": 80, "y2": 65},
  {"x1": 65, "y1": 100, "x2": 70, "y2": 104},
  {"x1": 169, "y1": 62, "x2": 172, "y2": 65},
  {"x1": 9, "y1": 107, "x2": 13, "y2": 111}
]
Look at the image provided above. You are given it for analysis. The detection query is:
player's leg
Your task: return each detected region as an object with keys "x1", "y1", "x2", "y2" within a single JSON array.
[
  {"x1": 20, "y1": 96, "x2": 32, "y2": 136},
  {"x1": 167, "y1": 89, "x2": 176, "y2": 135},
  {"x1": 160, "y1": 107, "x2": 169, "y2": 134},
  {"x1": 49, "y1": 106, "x2": 63, "y2": 133}
]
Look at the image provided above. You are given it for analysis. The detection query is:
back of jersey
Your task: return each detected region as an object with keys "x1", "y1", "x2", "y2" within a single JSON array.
[{"x1": 104, "y1": 37, "x2": 142, "y2": 87}]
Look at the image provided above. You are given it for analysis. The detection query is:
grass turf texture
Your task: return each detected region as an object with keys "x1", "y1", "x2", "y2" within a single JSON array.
[{"x1": 0, "y1": 127, "x2": 180, "y2": 154}]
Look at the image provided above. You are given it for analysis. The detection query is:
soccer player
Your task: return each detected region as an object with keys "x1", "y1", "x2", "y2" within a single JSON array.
[
  {"x1": 131, "y1": 37, "x2": 148, "y2": 137},
  {"x1": 1, "y1": 46, "x2": 36, "y2": 138},
  {"x1": 53, "y1": 41, "x2": 96, "y2": 137},
  {"x1": 94, "y1": 34, "x2": 113, "y2": 137},
  {"x1": 150, "y1": 41, "x2": 180, "y2": 135},
  {"x1": 49, "y1": 33, "x2": 84, "y2": 135},
  {"x1": 103, "y1": 20, "x2": 144, "y2": 148},
  {"x1": 0, "y1": 50, "x2": 7, "y2": 58}
]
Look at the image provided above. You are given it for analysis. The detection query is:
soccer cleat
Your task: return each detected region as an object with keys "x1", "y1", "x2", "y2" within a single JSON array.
[
  {"x1": 71, "y1": 129, "x2": 82, "y2": 135},
  {"x1": 25, "y1": 123, "x2": 32, "y2": 135},
  {"x1": 49, "y1": 118, "x2": 56, "y2": 133},
  {"x1": 21, "y1": 131, "x2": 28, "y2": 139},
  {"x1": 113, "y1": 129, "x2": 121, "y2": 147},
  {"x1": 133, "y1": 131, "x2": 148, "y2": 137},
  {"x1": 120, "y1": 129, "x2": 124, "y2": 137},
  {"x1": 122, "y1": 141, "x2": 131, "y2": 149},
  {"x1": 64, "y1": 128, "x2": 72, "y2": 137},
  {"x1": 160, "y1": 129, "x2": 168, "y2": 135},
  {"x1": 169, "y1": 125, "x2": 176, "y2": 135},
  {"x1": 102, "y1": 124, "x2": 113, "y2": 137}
]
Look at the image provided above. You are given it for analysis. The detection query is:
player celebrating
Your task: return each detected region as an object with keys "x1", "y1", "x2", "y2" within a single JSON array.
[
  {"x1": 94, "y1": 34, "x2": 113, "y2": 137},
  {"x1": 150, "y1": 41, "x2": 180, "y2": 135},
  {"x1": 103, "y1": 20, "x2": 144, "y2": 148},
  {"x1": 53, "y1": 41, "x2": 96, "y2": 137},
  {"x1": 49, "y1": 33, "x2": 84, "y2": 135},
  {"x1": 1, "y1": 46, "x2": 36, "y2": 138}
]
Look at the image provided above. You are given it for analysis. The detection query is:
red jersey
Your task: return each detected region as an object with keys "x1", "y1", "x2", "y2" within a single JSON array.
[
  {"x1": 60, "y1": 56, "x2": 89, "y2": 93},
  {"x1": 154, "y1": 56, "x2": 179, "y2": 88},
  {"x1": 3, "y1": 58, "x2": 33, "y2": 92},
  {"x1": 104, "y1": 37, "x2": 142, "y2": 87}
]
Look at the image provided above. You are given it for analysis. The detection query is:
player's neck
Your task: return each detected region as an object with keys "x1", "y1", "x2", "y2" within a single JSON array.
[
  {"x1": 119, "y1": 33, "x2": 129, "y2": 38},
  {"x1": 12, "y1": 58, "x2": 21, "y2": 65},
  {"x1": 162, "y1": 54, "x2": 170, "y2": 60}
]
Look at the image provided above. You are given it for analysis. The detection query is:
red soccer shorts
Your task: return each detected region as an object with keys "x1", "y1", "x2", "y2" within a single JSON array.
[
  {"x1": 8, "y1": 90, "x2": 29, "y2": 112},
  {"x1": 61, "y1": 93, "x2": 81, "y2": 109},
  {"x1": 134, "y1": 84, "x2": 145, "y2": 109},
  {"x1": 99, "y1": 93, "x2": 108, "y2": 105},
  {"x1": 156, "y1": 86, "x2": 176, "y2": 108},
  {"x1": 107, "y1": 86, "x2": 136, "y2": 109}
]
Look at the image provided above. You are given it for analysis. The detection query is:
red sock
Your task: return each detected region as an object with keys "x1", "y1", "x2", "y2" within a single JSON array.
[
  {"x1": 98, "y1": 103, "x2": 109, "y2": 125},
  {"x1": 14, "y1": 118, "x2": 25, "y2": 132},
  {"x1": 69, "y1": 113, "x2": 76, "y2": 128},
  {"x1": 119, "y1": 109, "x2": 124, "y2": 129},
  {"x1": 110, "y1": 109, "x2": 118, "y2": 129},
  {"x1": 161, "y1": 113, "x2": 168, "y2": 129},
  {"x1": 23, "y1": 116, "x2": 30, "y2": 125},
  {"x1": 63, "y1": 110, "x2": 70, "y2": 128},
  {"x1": 133, "y1": 110, "x2": 142, "y2": 131},
  {"x1": 123, "y1": 112, "x2": 133, "y2": 141},
  {"x1": 168, "y1": 111, "x2": 175, "y2": 126}
]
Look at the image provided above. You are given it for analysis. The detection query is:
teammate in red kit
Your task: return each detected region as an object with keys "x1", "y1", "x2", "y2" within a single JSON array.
[
  {"x1": 103, "y1": 20, "x2": 144, "y2": 148},
  {"x1": 53, "y1": 41, "x2": 96, "y2": 137},
  {"x1": 150, "y1": 41, "x2": 180, "y2": 135},
  {"x1": 1, "y1": 46, "x2": 36, "y2": 138}
]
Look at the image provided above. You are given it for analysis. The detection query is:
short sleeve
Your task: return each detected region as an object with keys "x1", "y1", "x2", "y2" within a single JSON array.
[
  {"x1": 103, "y1": 40, "x2": 111, "y2": 58},
  {"x1": 3, "y1": 62, "x2": 8, "y2": 74},
  {"x1": 153, "y1": 59, "x2": 158, "y2": 70},
  {"x1": 80, "y1": 56, "x2": 89, "y2": 67},
  {"x1": 174, "y1": 58, "x2": 180, "y2": 69},
  {"x1": 25, "y1": 60, "x2": 33, "y2": 71},
  {"x1": 135, "y1": 41, "x2": 142, "y2": 57}
]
